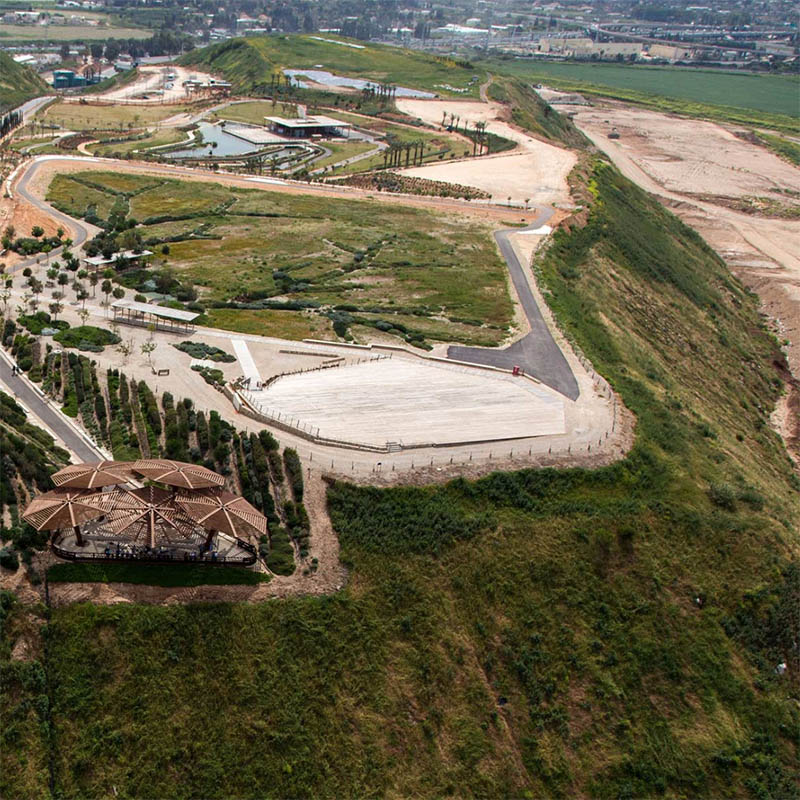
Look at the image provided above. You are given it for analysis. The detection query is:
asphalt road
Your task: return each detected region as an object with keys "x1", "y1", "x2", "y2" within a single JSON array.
[
  {"x1": 0, "y1": 354, "x2": 103, "y2": 462},
  {"x1": 449, "y1": 213, "x2": 579, "y2": 400},
  {"x1": 10, "y1": 159, "x2": 96, "y2": 273}
]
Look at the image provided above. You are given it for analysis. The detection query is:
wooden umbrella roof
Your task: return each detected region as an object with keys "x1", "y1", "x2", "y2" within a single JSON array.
[
  {"x1": 98, "y1": 486, "x2": 196, "y2": 548},
  {"x1": 131, "y1": 459, "x2": 225, "y2": 490},
  {"x1": 51, "y1": 460, "x2": 137, "y2": 489},
  {"x1": 22, "y1": 489, "x2": 106, "y2": 531},
  {"x1": 175, "y1": 487, "x2": 268, "y2": 539}
]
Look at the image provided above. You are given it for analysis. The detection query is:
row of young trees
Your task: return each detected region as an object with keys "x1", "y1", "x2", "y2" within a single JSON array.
[{"x1": 0, "y1": 111, "x2": 22, "y2": 140}]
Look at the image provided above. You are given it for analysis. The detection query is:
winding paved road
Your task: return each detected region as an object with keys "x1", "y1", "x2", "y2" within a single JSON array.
[{"x1": 449, "y1": 211, "x2": 579, "y2": 400}]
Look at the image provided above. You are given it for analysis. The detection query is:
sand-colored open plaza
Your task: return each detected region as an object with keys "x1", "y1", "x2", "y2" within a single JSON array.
[{"x1": 243, "y1": 357, "x2": 566, "y2": 448}]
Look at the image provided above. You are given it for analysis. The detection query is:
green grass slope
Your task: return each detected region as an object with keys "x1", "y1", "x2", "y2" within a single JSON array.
[
  {"x1": 179, "y1": 35, "x2": 480, "y2": 96},
  {"x1": 488, "y1": 76, "x2": 590, "y2": 149},
  {"x1": 3, "y1": 148, "x2": 798, "y2": 798},
  {"x1": 0, "y1": 51, "x2": 48, "y2": 114}
]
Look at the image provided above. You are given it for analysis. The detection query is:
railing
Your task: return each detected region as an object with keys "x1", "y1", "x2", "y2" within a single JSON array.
[{"x1": 52, "y1": 542, "x2": 257, "y2": 567}]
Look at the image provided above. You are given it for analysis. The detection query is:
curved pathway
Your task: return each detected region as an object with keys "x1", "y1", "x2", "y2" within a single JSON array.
[{"x1": 449, "y1": 211, "x2": 579, "y2": 400}]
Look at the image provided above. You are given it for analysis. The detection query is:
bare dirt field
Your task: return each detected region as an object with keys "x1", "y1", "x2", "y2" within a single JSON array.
[
  {"x1": 573, "y1": 105, "x2": 800, "y2": 201},
  {"x1": 99, "y1": 65, "x2": 218, "y2": 104},
  {"x1": 395, "y1": 97, "x2": 576, "y2": 206},
  {"x1": 571, "y1": 101, "x2": 800, "y2": 462}
]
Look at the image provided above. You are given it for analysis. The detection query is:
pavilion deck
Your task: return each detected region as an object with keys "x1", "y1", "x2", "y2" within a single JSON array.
[{"x1": 52, "y1": 519, "x2": 258, "y2": 566}]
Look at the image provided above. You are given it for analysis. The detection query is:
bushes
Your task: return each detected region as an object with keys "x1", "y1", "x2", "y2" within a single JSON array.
[
  {"x1": 173, "y1": 341, "x2": 235, "y2": 362},
  {"x1": 283, "y1": 448, "x2": 303, "y2": 502},
  {"x1": 54, "y1": 326, "x2": 120, "y2": 351},
  {"x1": 327, "y1": 481, "x2": 496, "y2": 556},
  {"x1": 191, "y1": 365, "x2": 225, "y2": 387},
  {"x1": 18, "y1": 312, "x2": 69, "y2": 335},
  {"x1": 0, "y1": 546, "x2": 19, "y2": 571},
  {"x1": 262, "y1": 526, "x2": 295, "y2": 576}
]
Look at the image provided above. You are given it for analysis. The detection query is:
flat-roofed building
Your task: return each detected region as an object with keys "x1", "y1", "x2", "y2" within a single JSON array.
[{"x1": 264, "y1": 114, "x2": 352, "y2": 138}]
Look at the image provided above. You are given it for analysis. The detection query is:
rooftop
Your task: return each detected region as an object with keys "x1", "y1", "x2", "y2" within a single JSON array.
[
  {"x1": 111, "y1": 299, "x2": 199, "y2": 322},
  {"x1": 264, "y1": 115, "x2": 352, "y2": 129}
]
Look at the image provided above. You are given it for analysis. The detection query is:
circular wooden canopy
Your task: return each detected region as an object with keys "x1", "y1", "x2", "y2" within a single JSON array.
[
  {"x1": 175, "y1": 487, "x2": 268, "y2": 539},
  {"x1": 22, "y1": 489, "x2": 106, "y2": 531},
  {"x1": 131, "y1": 459, "x2": 225, "y2": 490},
  {"x1": 51, "y1": 460, "x2": 137, "y2": 489}
]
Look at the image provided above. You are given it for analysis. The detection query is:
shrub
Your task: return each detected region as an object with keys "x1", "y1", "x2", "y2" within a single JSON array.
[
  {"x1": 174, "y1": 341, "x2": 235, "y2": 362},
  {"x1": 54, "y1": 326, "x2": 120, "y2": 351},
  {"x1": 0, "y1": 546, "x2": 19, "y2": 571},
  {"x1": 709, "y1": 483, "x2": 737, "y2": 512},
  {"x1": 283, "y1": 448, "x2": 303, "y2": 502}
]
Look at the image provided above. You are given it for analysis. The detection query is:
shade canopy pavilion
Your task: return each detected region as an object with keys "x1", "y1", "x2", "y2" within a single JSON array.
[
  {"x1": 176, "y1": 487, "x2": 267, "y2": 549},
  {"x1": 51, "y1": 460, "x2": 137, "y2": 489},
  {"x1": 131, "y1": 459, "x2": 225, "y2": 490},
  {"x1": 22, "y1": 489, "x2": 107, "y2": 545}
]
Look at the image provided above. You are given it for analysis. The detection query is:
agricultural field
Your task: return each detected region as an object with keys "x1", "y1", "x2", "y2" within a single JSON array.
[
  {"x1": 4, "y1": 156, "x2": 798, "y2": 800},
  {"x1": 0, "y1": 22, "x2": 148, "y2": 41},
  {"x1": 46, "y1": 170, "x2": 514, "y2": 346},
  {"x1": 180, "y1": 35, "x2": 481, "y2": 97},
  {"x1": 485, "y1": 58, "x2": 800, "y2": 131}
]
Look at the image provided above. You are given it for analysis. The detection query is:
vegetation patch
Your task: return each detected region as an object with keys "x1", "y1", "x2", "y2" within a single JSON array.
[
  {"x1": 173, "y1": 340, "x2": 235, "y2": 362},
  {"x1": 47, "y1": 562, "x2": 270, "y2": 586},
  {"x1": 53, "y1": 325, "x2": 120, "y2": 352}
]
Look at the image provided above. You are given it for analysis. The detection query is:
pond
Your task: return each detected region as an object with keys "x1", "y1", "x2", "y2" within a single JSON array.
[
  {"x1": 283, "y1": 69, "x2": 436, "y2": 99},
  {"x1": 168, "y1": 122, "x2": 262, "y2": 158}
]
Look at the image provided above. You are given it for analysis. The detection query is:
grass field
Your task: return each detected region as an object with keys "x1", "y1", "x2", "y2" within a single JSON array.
[
  {"x1": 46, "y1": 170, "x2": 514, "y2": 346},
  {"x1": 180, "y1": 35, "x2": 481, "y2": 97},
  {"x1": 485, "y1": 59, "x2": 800, "y2": 131},
  {"x1": 88, "y1": 128, "x2": 189, "y2": 157},
  {"x1": 5, "y1": 155, "x2": 798, "y2": 799},
  {"x1": 202, "y1": 307, "x2": 335, "y2": 339},
  {"x1": 40, "y1": 100, "x2": 199, "y2": 132},
  {"x1": 0, "y1": 23, "x2": 149, "y2": 40}
]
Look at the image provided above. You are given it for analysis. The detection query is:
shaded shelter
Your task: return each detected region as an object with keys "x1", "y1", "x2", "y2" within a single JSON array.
[
  {"x1": 176, "y1": 487, "x2": 267, "y2": 550},
  {"x1": 22, "y1": 488, "x2": 106, "y2": 546},
  {"x1": 51, "y1": 460, "x2": 137, "y2": 489},
  {"x1": 132, "y1": 459, "x2": 225, "y2": 490}
]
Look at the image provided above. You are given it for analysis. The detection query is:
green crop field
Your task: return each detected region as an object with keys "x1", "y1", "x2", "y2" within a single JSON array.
[
  {"x1": 485, "y1": 58, "x2": 800, "y2": 131},
  {"x1": 180, "y1": 34, "x2": 481, "y2": 97},
  {"x1": 0, "y1": 22, "x2": 149, "y2": 40},
  {"x1": 46, "y1": 170, "x2": 514, "y2": 347},
  {"x1": 4, "y1": 153, "x2": 798, "y2": 799}
]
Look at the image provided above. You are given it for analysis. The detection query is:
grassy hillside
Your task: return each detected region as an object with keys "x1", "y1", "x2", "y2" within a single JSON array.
[
  {"x1": 488, "y1": 76, "x2": 590, "y2": 149},
  {"x1": 0, "y1": 50, "x2": 47, "y2": 114},
  {"x1": 179, "y1": 35, "x2": 480, "y2": 97},
  {"x1": 3, "y1": 146, "x2": 799, "y2": 798}
]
